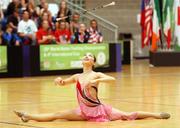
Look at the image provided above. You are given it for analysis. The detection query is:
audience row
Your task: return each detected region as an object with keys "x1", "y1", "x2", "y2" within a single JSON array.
[{"x1": 0, "y1": 0, "x2": 103, "y2": 46}]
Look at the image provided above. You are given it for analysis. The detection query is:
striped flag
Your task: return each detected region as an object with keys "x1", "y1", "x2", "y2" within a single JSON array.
[
  {"x1": 163, "y1": 0, "x2": 174, "y2": 49},
  {"x1": 151, "y1": 0, "x2": 162, "y2": 51},
  {"x1": 177, "y1": 5, "x2": 180, "y2": 26},
  {"x1": 141, "y1": 0, "x2": 153, "y2": 48},
  {"x1": 174, "y1": 0, "x2": 180, "y2": 47}
]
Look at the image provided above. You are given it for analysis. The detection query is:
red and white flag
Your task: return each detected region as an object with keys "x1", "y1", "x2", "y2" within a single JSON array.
[
  {"x1": 174, "y1": 0, "x2": 180, "y2": 46},
  {"x1": 141, "y1": 0, "x2": 153, "y2": 48}
]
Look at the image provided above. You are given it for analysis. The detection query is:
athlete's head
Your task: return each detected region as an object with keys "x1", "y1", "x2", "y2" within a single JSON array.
[{"x1": 82, "y1": 53, "x2": 96, "y2": 68}]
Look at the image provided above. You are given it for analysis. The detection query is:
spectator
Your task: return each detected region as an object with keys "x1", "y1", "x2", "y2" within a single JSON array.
[
  {"x1": 1, "y1": 24, "x2": 21, "y2": 46},
  {"x1": 57, "y1": 0, "x2": 71, "y2": 23},
  {"x1": 18, "y1": 10, "x2": 37, "y2": 45},
  {"x1": 0, "y1": 31, "x2": 2, "y2": 45},
  {"x1": 6, "y1": 0, "x2": 19, "y2": 16},
  {"x1": 72, "y1": 23, "x2": 90, "y2": 44},
  {"x1": 36, "y1": 0, "x2": 46, "y2": 14},
  {"x1": 70, "y1": 12, "x2": 80, "y2": 34},
  {"x1": 54, "y1": 21, "x2": 71, "y2": 44},
  {"x1": 0, "y1": 5, "x2": 3, "y2": 45},
  {"x1": 36, "y1": 20, "x2": 55, "y2": 44},
  {"x1": 38, "y1": 0, "x2": 46, "y2": 9},
  {"x1": 87, "y1": 19, "x2": 103, "y2": 44},
  {"x1": 38, "y1": 12, "x2": 53, "y2": 29},
  {"x1": 0, "y1": 6, "x2": 4, "y2": 21},
  {"x1": 0, "y1": 5, "x2": 6, "y2": 31},
  {"x1": 27, "y1": 1, "x2": 37, "y2": 19},
  {"x1": 7, "y1": 8, "x2": 20, "y2": 32},
  {"x1": 40, "y1": 2, "x2": 52, "y2": 18},
  {"x1": 18, "y1": 0, "x2": 28, "y2": 13}
]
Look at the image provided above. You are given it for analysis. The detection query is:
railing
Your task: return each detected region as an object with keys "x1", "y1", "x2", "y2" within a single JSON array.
[{"x1": 54, "y1": 0, "x2": 119, "y2": 43}]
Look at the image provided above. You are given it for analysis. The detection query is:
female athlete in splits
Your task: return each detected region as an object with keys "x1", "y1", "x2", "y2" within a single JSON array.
[{"x1": 14, "y1": 53, "x2": 170, "y2": 122}]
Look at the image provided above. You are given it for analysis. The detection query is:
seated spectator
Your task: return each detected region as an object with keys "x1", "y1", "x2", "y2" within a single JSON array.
[
  {"x1": 37, "y1": 12, "x2": 53, "y2": 29},
  {"x1": 0, "y1": 4, "x2": 6, "y2": 31},
  {"x1": 7, "y1": 8, "x2": 19, "y2": 32},
  {"x1": 38, "y1": 0, "x2": 46, "y2": 9},
  {"x1": 57, "y1": 0, "x2": 71, "y2": 23},
  {"x1": 70, "y1": 12, "x2": 80, "y2": 34},
  {"x1": 54, "y1": 21, "x2": 71, "y2": 44},
  {"x1": 18, "y1": 10, "x2": 37, "y2": 45},
  {"x1": 0, "y1": 3, "x2": 2, "y2": 41},
  {"x1": 36, "y1": 20, "x2": 55, "y2": 44},
  {"x1": 0, "y1": 31, "x2": 2, "y2": 45},
  {"x1": 27, "y1": 1, "x2": 38, "y2": 20},
  {"x1": 1, "y1": 24, "x2": 21, "y2": 46},
  {"x1": 36, "y1": 0, "x2": 46, "y2": 16},
  {"x1": 72, "y1": 23, "x2": 90, "y2": 44},
  {"x1": 87, "y1": 19, "x2": 103, "y2": 44},
  {"x1": 40, "y1": 2, "x2": 52, "y2": 19},
  {"x1": 18, "y1": 0, "x2": 28, "y2": 14},
  {"x1": 0, "y1": 6, "x2": 4, "y2": 21},
  {"x1": 5, "y1": 0, "x2": 19, "y2": 17}
]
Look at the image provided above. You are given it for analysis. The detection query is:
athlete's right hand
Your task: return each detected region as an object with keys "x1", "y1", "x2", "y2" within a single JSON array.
[{"x1": 54, "y1": 77, "x2": 65, "y2": 86}]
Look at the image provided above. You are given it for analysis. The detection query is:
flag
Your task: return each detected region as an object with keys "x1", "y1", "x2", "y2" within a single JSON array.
[
  {"x1": 174, "y1": 0, "x2": 180, "y2": 46},
  {"x1": 151, "y1": 0, "x2": 162, "y2": 52},
  {"x1": 141, "y1": 0, "x2": 153, "y2": 48},
  {"x1": 178, "y1": 6, "x2": 180, "y2": 25},
  {"x1": 163, "y1": 0, "x2": 174, "y2": 49}
]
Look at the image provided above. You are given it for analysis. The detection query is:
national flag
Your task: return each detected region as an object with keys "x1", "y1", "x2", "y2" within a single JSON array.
[
  {"x1": 163, "y1": 0, "x2": 174, "y2": 49},
  {"x1": 173, "y1": 0, "x2": 180, "y2": 46},
  {"x1": 151, "y1": 0, "x2": 162, "y2": 52},
  {"x1": 141, "y1": 0, "x2": 153, "y2": 48},
  {"x1": 178, "y1": 6, "x2": 180, "y2": 25}
]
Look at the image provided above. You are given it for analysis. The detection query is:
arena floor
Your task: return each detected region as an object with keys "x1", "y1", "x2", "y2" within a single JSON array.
[{"x1": 0, "y1": 60, "x2": 180, "y2": 128}]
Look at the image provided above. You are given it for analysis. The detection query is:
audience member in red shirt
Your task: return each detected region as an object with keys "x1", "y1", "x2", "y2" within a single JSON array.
[
  {"x1": 54, "y1": 21, "x2": 71, "y2": 44},
  {"x1": 36, "y1": 20, "x2": 55, "y2": 44}
]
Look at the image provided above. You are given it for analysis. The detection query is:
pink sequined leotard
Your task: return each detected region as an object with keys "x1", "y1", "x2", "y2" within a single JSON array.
[{"x1": 75, "y1": 80, "x2": 138, "y2": 122}]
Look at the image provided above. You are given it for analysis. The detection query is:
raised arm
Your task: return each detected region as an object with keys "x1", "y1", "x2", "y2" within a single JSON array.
[{"x1": 54, "y1": 74, "x2": 79, "y2": 86}]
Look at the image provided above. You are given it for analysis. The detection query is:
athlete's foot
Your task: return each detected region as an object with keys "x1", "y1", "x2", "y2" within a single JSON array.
[
  {"x1": 14, "y1": 110, "x2": 29, "y2": 122},
  {"x1": 160, "y1": 112, "x2": 170, "y2": 119}
]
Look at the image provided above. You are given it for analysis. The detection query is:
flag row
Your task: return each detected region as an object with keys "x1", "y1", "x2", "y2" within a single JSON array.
[{"x1": 141, "y1": 0, "x2": 180, "y2": 51}]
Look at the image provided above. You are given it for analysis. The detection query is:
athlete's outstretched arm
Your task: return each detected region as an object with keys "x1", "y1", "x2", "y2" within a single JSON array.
[
  {"x1": 54, "y1": 74, "x2": 79, "y2": 86},
  {"x1": 91, "y1": 72, "x2": 115, "y2": 84}
]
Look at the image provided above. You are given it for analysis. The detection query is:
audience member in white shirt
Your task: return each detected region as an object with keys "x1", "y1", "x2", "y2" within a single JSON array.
[{"x1": 18, "y1": 10, "x2": 37, "y2": 45}]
